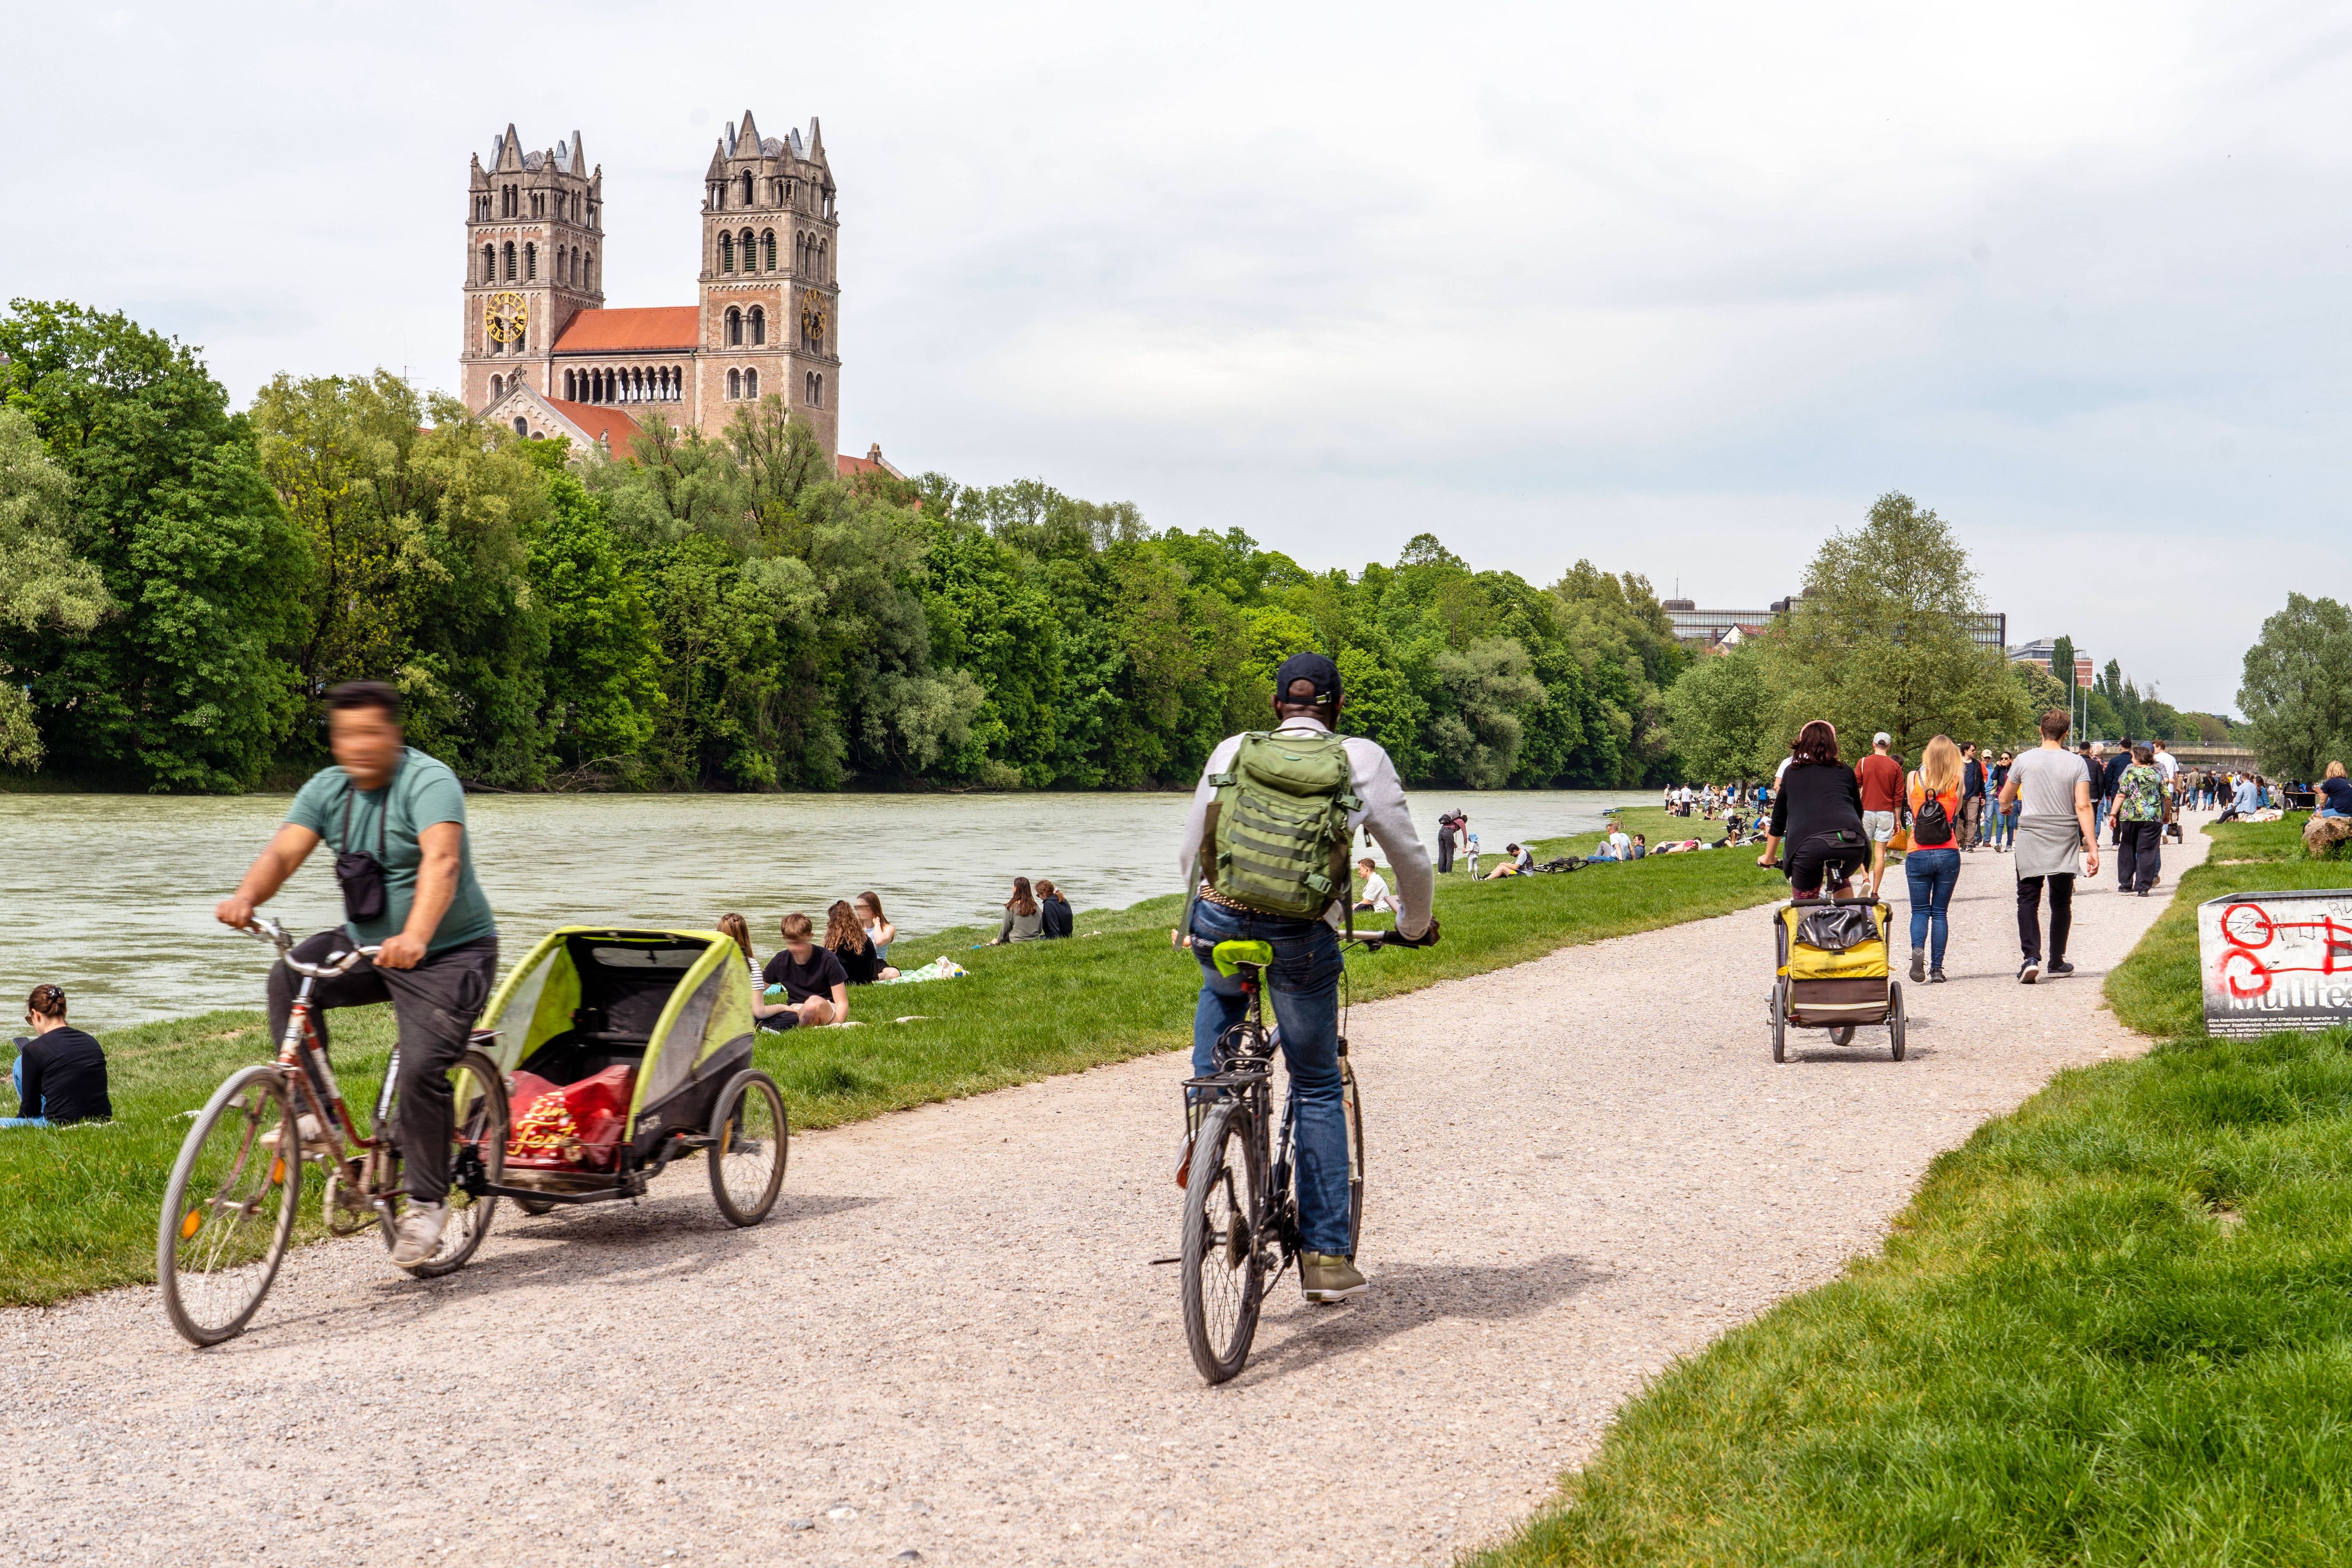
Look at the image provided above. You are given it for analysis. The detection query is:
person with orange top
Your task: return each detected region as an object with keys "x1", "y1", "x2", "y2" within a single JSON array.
[
  {"x1": 1903, "y1": 734, "x2": 1965, "y2": 984},
  {"x1": 1854, "y1": 731, "x2": 1906, "y2": 900}
]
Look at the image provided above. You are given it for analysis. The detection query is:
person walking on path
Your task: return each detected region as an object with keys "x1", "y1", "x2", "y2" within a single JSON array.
[
  {"x1": 1959, "y1": 741, "x2": 1988, "y2": 852},
  {"x1": 2114, "y1": 744, "x2": 2167, "y2": 896},
  {"x1": 1760, "y1": 721, "x2": 1870, "y2": 899},
  {"x1": 2100, "y1": 740, "x2": 2135, "y2": 851},
  {"x1": 1903, "y1": 736, "x2": 1964, "y2": 983},
  {"x1": 2080, "y1": 741, "x2": 2106, "y2": 841},
  {"x1": 2001, "y1": 708, "x2": 2102, "y2": 983},
  {"x1": 1855, "y1": 732, "x2": 1905, "y2": 899},
  {"x1": 1177, "y1": 652, "x2": 1436, "y2": 1305},
  {"x1": 1987, "y1": 750, "x2": 2016, "y2": 852},
  {"x1": 213, "y1": 680, "x2": 500, "y2": 1268}
]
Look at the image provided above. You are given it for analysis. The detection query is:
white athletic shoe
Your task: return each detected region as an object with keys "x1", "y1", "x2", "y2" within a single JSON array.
[{"x1": 389, "y1": 1202, "x2": 448, "y2": 1268}]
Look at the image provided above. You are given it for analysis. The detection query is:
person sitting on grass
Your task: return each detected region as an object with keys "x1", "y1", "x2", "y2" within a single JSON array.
[
  {"x1": 5, "y1": 985, "x2": 110, "y2": 1129},
  {"x1": 2320, "y1": 761, "x2": 2352, "y2": 819},
  {"x1": 1630, "y1": 833, "x2": 1647, "y2": 860},
  {"x1": 990, "y1": 876, "x2": 1045, "y2": 945},
  {"x1": 826, "y1": 899, "x2": 899, "y2": 984},
  {"x1": 1483, "y1": 842, "x2": 1534, "y2": 879},
  {"x1": 856, "y1": 891, "x2": 896, "y2": 963},
  {"x1": 716, "y1": 912, "x2": 760, "y2": 983},
  {"x1": 1036, "y1": 879, "x2": 1074, "y2": 939},
  {"x1": 756, "y1": 911, "x2": 850, "y2": 1029},
  {"x1": 1353, "y1": 858, "x2": 1403, "y2": 915}
]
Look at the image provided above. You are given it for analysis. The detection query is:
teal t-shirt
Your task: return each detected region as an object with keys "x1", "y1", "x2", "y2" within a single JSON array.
[{"x1": 286, "y1": 748, "x2": 496, "y2": 953}]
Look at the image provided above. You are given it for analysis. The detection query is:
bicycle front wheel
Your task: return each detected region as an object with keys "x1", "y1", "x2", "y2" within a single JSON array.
[
  {"x1": 1341, "y1": 1055, "x2": 1366, "y2": 1259},
  {"x1": 159, "y1": 1065, "x2": 302, "y2": 1346},
  {"x1": 1181, "y1": 1098, "x2": 1264, "y2": 1385},
  {"x1": 379, "y1": 1048, "x2": 509, "y2": 1278}
]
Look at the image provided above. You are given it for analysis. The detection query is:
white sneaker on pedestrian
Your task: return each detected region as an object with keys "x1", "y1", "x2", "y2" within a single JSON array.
[
  {"x1": 389, "y1": 1202, "x2": 448, "y2": 1268},
  {"x1": 2019, "y1": 959, "x2": 2041, "y2": 985}
]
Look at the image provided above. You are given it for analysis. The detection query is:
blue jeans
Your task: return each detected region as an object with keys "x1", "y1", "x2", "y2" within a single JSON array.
[
  {"x1": 1188, "y1": 898, "x2": 1352, "y2": 1257},
  {"x1": 1905, "y1": 847, "x2": 1961, "y2": 971},
  {"x1": 1, "y1": 1055, "x2": 47, "y2": 1129},
  {"x1": 2092, "y1": 799, "x2": 2106, "y2": 838}
]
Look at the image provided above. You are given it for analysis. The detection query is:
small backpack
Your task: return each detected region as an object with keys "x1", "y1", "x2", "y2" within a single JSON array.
[
  {"x1": 1912, "y1": 778, "x2": 1955, "y2": 847},
  {"x1": 1199, "y1": 731, "x2": 1362, "y2": 920}
]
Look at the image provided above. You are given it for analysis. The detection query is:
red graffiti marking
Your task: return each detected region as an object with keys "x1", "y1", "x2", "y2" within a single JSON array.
[{"x1": 2215, "y1": 901, "x2": 2352, "y2": 998}]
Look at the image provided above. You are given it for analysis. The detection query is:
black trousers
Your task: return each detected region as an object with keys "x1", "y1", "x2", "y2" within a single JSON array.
[
  {"x1": 266, "y1": 930, "x2": 500, "y2": 1204},
  {"x1": 2116, "y1": 820, "x2": 2162, "y2": 892},
  {"x1": 1438, "y1": 840, "x2": 1454, "y2": 874},
  {"x1": 1788, "y1": 827, "x2": 1867, "y2": 899},
  {"x1": 2016, "y1": 874, "x2": 2074, "y2": 965}
]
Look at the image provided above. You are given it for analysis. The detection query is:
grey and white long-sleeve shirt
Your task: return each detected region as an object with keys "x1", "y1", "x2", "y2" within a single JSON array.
[{"x1": 1177, "y1": 717, "x2": 1434, "y2": 939}]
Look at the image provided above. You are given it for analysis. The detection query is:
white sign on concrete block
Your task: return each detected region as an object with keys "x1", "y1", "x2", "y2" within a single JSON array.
[{"x1": 2199, "y1": 888, "x2": 2352, "y2": 1037}]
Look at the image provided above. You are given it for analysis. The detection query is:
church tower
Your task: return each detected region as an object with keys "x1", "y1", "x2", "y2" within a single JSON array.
[
  {"x1": 461, "y1": 125, "x2": 603, "y2": 412},
  {"x1": 697, "y1": 110, "x2": 841, "y2": 456}
]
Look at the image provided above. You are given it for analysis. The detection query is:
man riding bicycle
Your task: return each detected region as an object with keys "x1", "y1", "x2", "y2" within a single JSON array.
[
  {"x1": 213, "y1": 681, "x2": 499, "y2": 1268},
  {"x1": 1177, "y1": 652, "x2": 1436, "y2": 1304}
]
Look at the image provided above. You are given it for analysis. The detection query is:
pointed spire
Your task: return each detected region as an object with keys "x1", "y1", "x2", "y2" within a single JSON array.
[
  {"x1": 806, "y1": 117, "x2": 825, "y2": 161},
  {"x1": 469, "y1": 152, "x2": 489, "y2": 189},
  {"x1": 735, "y1": 109, "x2": 761, "y2": 157},
  {"x1": 495, "y1": 123, "x2": 524, "y2": 172},
  {"x1": 568, "y1": 130, "x2": 586, "y2": 175},
  {"x1": 705, "y1": 138, "x2": 727, "y2": 180}
]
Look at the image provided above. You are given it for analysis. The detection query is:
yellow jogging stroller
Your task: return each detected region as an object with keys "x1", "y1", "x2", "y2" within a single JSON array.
[{"x1": 1771, "y1": 897, "x2": 1906, "y2": 1062}]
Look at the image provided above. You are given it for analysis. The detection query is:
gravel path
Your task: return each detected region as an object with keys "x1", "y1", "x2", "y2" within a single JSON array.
[{"x1": 2, "y1": 821, "x2": 2208, "y2": 1566}]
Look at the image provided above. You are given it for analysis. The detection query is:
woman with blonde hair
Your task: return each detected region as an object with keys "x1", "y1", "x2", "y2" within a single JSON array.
[
  {"x1": 715, "y1": 913, "x2": 758, "y2": 982},
  {"x1": 1904, "y1": 733, "x2": 1964, "y2": 984}
]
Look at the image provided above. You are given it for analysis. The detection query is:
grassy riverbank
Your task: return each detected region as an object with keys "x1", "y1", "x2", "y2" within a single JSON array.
[
  {"x1": 1, "y1": 833, "x2": 1782, "y2": 1307},
  {"x1": 1474, "y1": 813, "x2": 2352, "y2": 1566}
]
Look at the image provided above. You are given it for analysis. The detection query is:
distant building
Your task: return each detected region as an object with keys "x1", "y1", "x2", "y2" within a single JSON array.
[
  {"x1": 1663, "y1": 596, "x2": 2007, "y2": 654},
  {"x1": 2007, "y1": 638, "x2": 2094, "y2": 688}
]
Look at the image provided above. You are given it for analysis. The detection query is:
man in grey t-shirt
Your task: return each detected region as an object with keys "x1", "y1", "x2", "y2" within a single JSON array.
[{"x1": 2000, "y1": 710, "x2": 2103, "y2": 983}]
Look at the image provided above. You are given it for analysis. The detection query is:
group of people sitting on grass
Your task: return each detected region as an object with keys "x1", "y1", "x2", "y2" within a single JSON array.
[
  {"x1": 4, "y1": 984, "x2": 110, "y2": 1129},
  {"x1": 985, "y1": 876, "x2": 1075, "y2": 945},
  {"x1": 720, "y1": 893, "x2": 900, "y2": 1032}
]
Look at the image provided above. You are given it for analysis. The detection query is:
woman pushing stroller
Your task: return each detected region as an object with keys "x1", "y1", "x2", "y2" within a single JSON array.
[{"x1": 1758, "y1": 721, "x2": 1870, "y2": 899}]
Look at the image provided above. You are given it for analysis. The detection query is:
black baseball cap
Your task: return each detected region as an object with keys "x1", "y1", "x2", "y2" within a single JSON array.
[{"x1": 1274, "y1": 652, "x2": 1342, "y2": 708}]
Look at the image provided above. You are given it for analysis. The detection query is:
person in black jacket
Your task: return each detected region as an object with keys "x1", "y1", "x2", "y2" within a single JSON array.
[
  {"x1": 2101, "y1": 741, "x2": 2135, "y2": 849},
  {"x1": 7, "y1": 985, "x2": 111, "y2": 1128},
  {"x1": 1761, "y1": 721, "x2": 1869, "y2": 899},
  {"x1": 1037, "y1": 879, "x2": 1074, "y2": 939}
]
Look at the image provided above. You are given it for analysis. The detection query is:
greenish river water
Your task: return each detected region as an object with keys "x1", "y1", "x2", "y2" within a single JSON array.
[{"x1": 0, "y1": 788, "x2": 1650, "y2": 1026}]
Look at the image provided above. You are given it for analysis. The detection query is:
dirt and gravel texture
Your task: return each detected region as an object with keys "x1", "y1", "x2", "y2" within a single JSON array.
[{"x1": 3, "y1": 823, "x2": 2208, "y2": 1567}]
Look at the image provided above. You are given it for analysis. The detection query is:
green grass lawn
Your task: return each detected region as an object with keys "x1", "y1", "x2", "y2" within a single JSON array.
[
  {"x1": 1, "y1": 830, "x2": 1783, "y2": 1307},
  {"x1": 1472, "y1": 812, "x2": 2352, "y2": 1567}
]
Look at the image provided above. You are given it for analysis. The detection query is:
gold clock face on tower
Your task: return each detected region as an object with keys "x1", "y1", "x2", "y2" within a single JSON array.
[
  {"x1": 800, "y1": 290, "x2": 827, "y2": 341},
  {"x1": 484, "y1": 291, "x2": 529, "y2": 344}
]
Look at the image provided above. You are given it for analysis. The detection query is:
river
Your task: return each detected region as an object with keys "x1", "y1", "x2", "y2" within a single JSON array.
[{"x1": 1, "y1": 788, "x2": 1650, "y2": 1025}]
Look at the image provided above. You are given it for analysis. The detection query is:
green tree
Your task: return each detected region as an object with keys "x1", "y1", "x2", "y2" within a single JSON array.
[
  {"x1": 1765, "y1": 492, "x2": 2025, "y2": 758},
  {"x1": 0, "y1": 407, "x2": 110, "y2": 766},
  {"x1": 0, "y1": 300, "x2": 310, "y2": 789},
  {"x1": 2239, "y1": 593, "x2": 2352, "y2": 780},
  {"x1": 1665, "y1": 645, "x2": 1780, "y2": 781},
  {"x1": 527, "y1": 471, "x2": 664, "y2": 780}
]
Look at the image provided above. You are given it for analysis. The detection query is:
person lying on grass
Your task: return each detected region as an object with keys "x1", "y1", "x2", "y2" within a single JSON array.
[{"x1": 756, "y1": 911, "x2": 850, "y2": 1029}]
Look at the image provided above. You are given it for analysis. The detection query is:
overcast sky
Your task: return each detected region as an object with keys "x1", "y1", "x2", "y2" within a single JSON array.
[{"x1": 6, "y1": 2, "x2": 2344, "y2": 714}]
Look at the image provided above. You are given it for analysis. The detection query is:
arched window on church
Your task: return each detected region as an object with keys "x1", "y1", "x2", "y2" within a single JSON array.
[
  {"x1": 491, "y1": 374, "x2": 503, "y2": 401},
  {"x1": 504, "y1": 184, "x2": 517, "y2": 218},
  {"x1": 524, "y1": 242, "x2": 536, "y2": 280},
  {"x1": 744, "y1": 368, "x2": 758, "y2": 400},
  {"x1": 726, "y1": 307, "x2": 742, "y2": 347},
  {"x1": 585, "y1": 251, "x2": 596, "y2": 289},
  {"x1": 480, "y1": 243, "x2": 494, "y2": 283},
  {"x1": 503, "y1": 242, "x2": 516, "y2": 281},
  {"x1": 515, "y1": 416, "x2": 529, "y2": 436},
  {"x1": 727, "y1": 369, "x2": 741, "y2": 400},
  {"x1": 809, "y1": 372, "x2": 823, "y2": 408},
  {"x1": 739, "y1": 229, "x2": 756, "y2": 275},
  {"x1": 719, "y1": 231, "x2": 733, "y2": 273},
  {"x1": 816, "y1": 239, "x2": 828, "y2": 282},
  {"x1": 748, "y1": 305, "x2": 765, "y2": 346},
  {"x1": 763, "y1": 230, "x2": 777, "y2": 272},
  {"x1": 561, "y1": 369, "x2": 573, "y2": 400},
  {"x1": 740, "y1": 171, "x2": 754, "y2": 207},
  {"x1": 796, "y1": 232, "x2": 809, "y2": 274}
]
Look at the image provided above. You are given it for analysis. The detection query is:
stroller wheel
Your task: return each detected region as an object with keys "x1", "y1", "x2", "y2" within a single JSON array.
[
  {"x1": 1828, "y1": 1024, "x2": 1855, "y2": 1046},
  {"x1": 1889, "y1": 982, "x2": 1907, "y2": 1061},
  {"x1": 1770, "y1": 981, "x2": 1788, "y2": 1063}
]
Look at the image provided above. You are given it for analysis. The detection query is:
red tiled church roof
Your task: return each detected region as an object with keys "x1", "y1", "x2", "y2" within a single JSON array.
[
  {"x1": 551, "y1": 307, "x2": 700, "y2": 354},
  {"x1": 836, "y1": 454, "x2": 885, "y2": 478},
  {"x1": 543, "y1": 398, "x2": 642, "y2": 448}
]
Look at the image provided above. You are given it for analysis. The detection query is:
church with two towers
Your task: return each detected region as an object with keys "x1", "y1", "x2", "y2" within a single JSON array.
[{"x1": 465, "y1": 110, "x2": 855, "y2": 463}]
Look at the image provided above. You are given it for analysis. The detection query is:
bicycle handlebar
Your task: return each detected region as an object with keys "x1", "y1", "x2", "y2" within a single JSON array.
[{"x1": 236, "y1": 915, "x2": 379, "y2": 978}]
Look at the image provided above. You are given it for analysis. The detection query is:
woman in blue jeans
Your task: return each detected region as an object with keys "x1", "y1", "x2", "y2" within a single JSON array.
[{"x1": 1904, "y1": 735, "x2": 1965, "y2": 983}]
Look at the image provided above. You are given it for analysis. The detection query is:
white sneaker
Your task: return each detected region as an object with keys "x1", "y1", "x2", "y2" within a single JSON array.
[
  {"x1": 261, "y1": 1113, "x2": 334, "y2": 1154},
  {"x1": 389, "y1": 1202, "x2": 448, "y2": 1268}
]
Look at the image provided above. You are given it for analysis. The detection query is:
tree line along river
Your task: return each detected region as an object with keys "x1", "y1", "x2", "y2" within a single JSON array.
[{"x1": 0, "y1": 789, "x2": 1653, "y2": 1026}]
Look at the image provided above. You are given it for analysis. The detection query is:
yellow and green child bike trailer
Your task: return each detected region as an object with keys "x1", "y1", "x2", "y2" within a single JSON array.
[
  {"x1": 474, "y1": 927, "x2": 789, "y2": 1224},
  {"x1": 1770, "y1": 899, "x2": 1905, "y2": 1063}
]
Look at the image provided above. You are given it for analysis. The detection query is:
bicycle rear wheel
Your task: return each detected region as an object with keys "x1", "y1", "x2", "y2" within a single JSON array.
[
  {"x1": 1181, "y1": 1098, "x2": 1264, "y2": 1385},
  {"x1": 159, "y1": 1065, "x2": 302, "y2": 1346},
  {"x1": 378, "y1": 1048, "x2": 509, "y2": 1277}
]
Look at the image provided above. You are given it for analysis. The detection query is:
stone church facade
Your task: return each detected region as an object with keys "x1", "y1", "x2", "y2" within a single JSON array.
[{"x1": 465, "y1": 111, "x2": 842, "y2": 458}]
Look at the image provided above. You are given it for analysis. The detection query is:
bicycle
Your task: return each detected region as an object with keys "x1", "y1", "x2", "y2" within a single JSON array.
[
  {"x1": 1177, "y1": 930, "x2": 1416, "y2": 1385},
  {"x1": 158, "y1": 917, "x2": 510, "y2": 1346}
]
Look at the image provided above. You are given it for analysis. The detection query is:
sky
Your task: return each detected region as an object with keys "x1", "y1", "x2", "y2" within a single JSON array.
[{"x1": 6, "y1": 2, "x2": 2346, "y2": 716}]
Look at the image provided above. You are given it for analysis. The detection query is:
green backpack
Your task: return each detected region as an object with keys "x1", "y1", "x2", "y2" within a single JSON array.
[{"x1": 1198, "y1": 731, "x2": 1362, "y2": 920}]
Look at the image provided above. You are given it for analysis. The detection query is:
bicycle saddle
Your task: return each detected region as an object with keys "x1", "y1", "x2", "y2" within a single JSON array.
[{"x1": 1211, "y1": 939, "x2": 1274, "y2": 977}]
